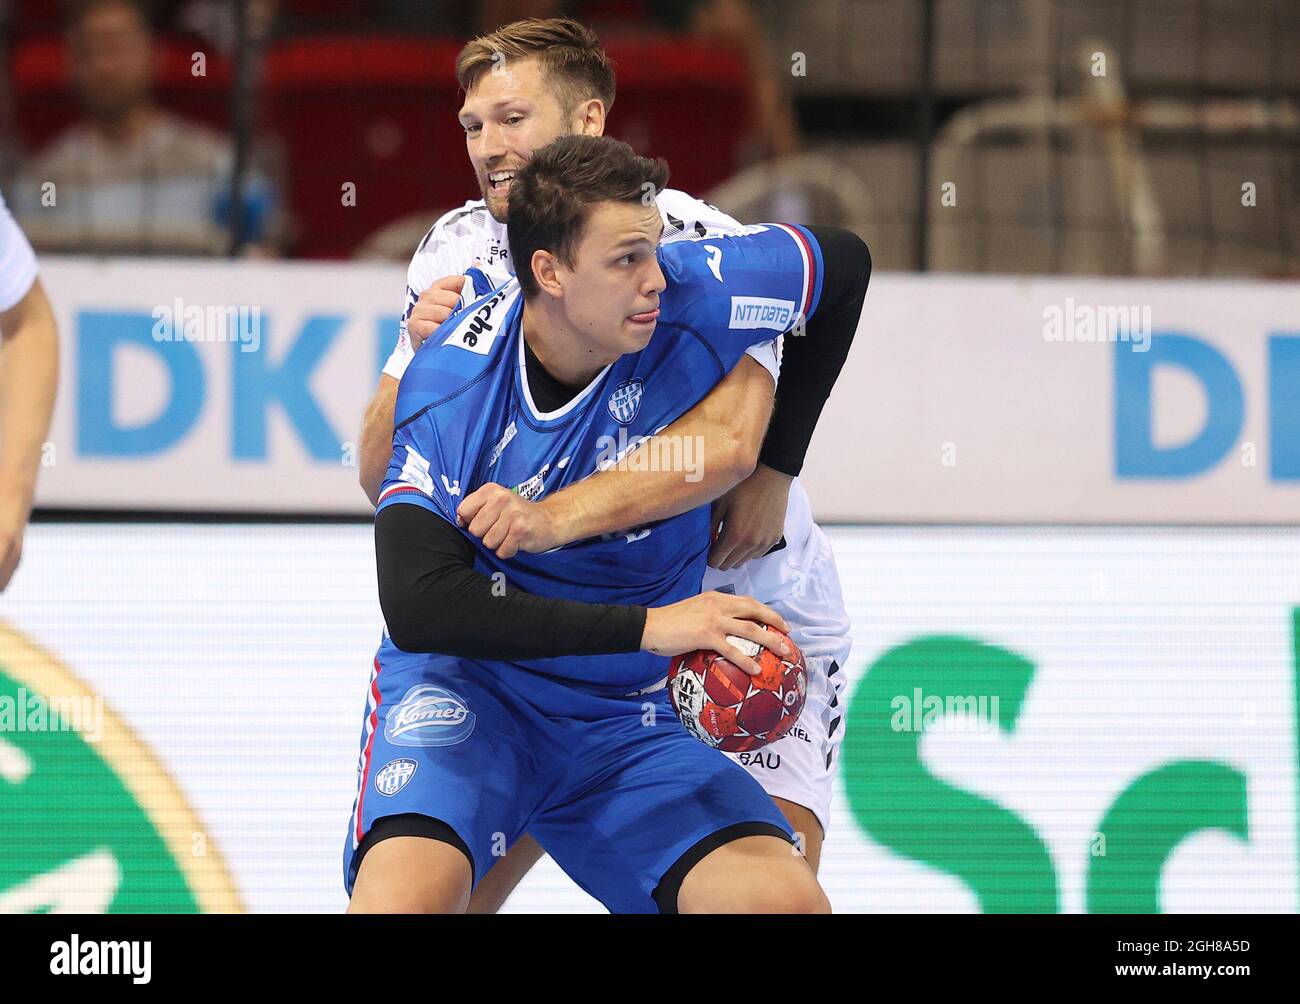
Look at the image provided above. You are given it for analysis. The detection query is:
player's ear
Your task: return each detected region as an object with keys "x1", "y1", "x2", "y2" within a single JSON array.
[
  {"x1": 573, "y1": 98, "x2": 605, "y2": 137},
  {"x1": 532, "y1": 249, "x2": 564, "y2": 299}
]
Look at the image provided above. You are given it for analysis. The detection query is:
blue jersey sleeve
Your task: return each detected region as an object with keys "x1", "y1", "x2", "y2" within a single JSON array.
[
  {"x1": 656, "y1": 223, "x2": 824, "y2": 368},
  {"x1": 375, "y1": 279, "x2": 521, "y2": 525},
  {"x1": 375, "y1": 409, "x2": 465, "y2": 525}
]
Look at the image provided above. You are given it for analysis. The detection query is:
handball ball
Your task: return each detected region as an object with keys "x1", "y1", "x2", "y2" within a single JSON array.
[{"x1": 667, "y1": 623, "x2": 807, "y2": 752}]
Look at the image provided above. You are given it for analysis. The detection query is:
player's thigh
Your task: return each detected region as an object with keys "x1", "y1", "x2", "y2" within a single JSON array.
[
  {"x1": 348, "y1": 835, "x2": 472, "y2": 914},
  {"x1": 676, "y1": 833, "x2": 829, "y2": 914},
  {"x1": 533, "y1": 700, "x2": 798, "y2": 913},
  {"x1": 773, "y1": 796, "x2": 824, "y2": 873},
  {"x1": 343, "y1": 652, "x2": 548, "y2": 898},
  {"x1": 466, "y1": 833, "x2": 546, "y2": 914}
]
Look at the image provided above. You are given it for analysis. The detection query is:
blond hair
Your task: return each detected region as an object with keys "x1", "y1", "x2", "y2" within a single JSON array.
[{"x1": 456, "y1": 17, "x2": 616, "y2": 116}]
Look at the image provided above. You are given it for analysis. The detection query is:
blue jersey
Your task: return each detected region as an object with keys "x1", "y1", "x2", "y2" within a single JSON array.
[{"x1": 375, "y1": 223, "x2": 825, "y2": 693}]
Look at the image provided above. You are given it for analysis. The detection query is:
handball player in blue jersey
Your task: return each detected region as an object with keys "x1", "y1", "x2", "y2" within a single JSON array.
[
  {"x1": 344, "y1": 135, "x2": 870, "y2": 913},
  {"x1": 360, "y1": 19, "x2": 867, "y2": 909}
]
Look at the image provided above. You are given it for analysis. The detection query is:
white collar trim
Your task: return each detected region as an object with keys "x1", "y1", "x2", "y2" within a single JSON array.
[{"x1": 516, "y1": 328, "x2": 611, "y2": 422}]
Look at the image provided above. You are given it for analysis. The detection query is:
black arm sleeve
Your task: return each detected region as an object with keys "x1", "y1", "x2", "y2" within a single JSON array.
[
  {"x1": 375, "y1": 502, "x2": 648, "y2": 659},
  {"x1": 757, "y1": 225, "x2": 872, "y2": 477}
]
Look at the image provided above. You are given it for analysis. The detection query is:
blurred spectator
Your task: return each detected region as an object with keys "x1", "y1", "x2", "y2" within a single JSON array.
[
  {"x1": 10, "y1": 0, "x2": 284, "y2": 255},
  {"x1": 0, "y1": 2, "x2": 22, "y2": 182},
  {"x1": 479, "y1": 0, "x2": 801, "y2": 162},
  {"x1": 159, "y1": 0, "x2": 278, "y2": 56},
  {"x1": 651, "y1": 0, "x2": 801, "y2": 162}
]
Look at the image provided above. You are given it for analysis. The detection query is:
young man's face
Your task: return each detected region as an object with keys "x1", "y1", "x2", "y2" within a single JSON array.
[
  {"x1": 550, "y1": 199, "x2": 666, "y2": 361},
  {"x1": 459, "y1": 57, "x2": 596, "y2": 222}
]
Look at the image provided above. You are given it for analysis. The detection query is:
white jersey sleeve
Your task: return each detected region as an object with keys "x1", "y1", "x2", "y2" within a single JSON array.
[
  {"x1": 656, "y1": 188, "x2": 781, "y2": 385},
  {"x1": 0, "y1": 189, "x2": 38, "y2": 312},
  {"x1": 381, "y1": 202, "x2": 489, "y2": 381}
]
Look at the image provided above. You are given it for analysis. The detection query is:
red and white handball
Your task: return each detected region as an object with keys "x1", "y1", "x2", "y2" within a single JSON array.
[{"x1": 667, "y1": 623, "x2": 808, "y2": 752}]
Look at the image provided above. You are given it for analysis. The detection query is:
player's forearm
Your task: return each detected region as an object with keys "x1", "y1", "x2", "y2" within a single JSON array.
[
  {"x1": 539, "y1": 356, "x2": 774, "y2": 546},
  {"x1": 759, "y1": 226, "x2": 871, "y2": 476},
  {"x1": 359, "y1": 377, "x2": 399, "y2": 506},
  {"x1": 0, "y1": 279, "x2": 58, "y2": 511},
  {"x1": 376, "y1": 503, "x2": 646, "y2": 659}
]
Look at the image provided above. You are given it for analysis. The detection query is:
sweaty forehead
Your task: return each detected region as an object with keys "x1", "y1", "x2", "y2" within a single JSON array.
[
  {"x1": 586, "y1": 201, "x2": 664, "y2": 244},
  {"x1": 460, "y1": 57, "x2": 552, "y2": 116}
]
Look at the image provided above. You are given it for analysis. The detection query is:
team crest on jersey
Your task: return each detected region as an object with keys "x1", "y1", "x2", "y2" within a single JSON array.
[
  {"x1": 607, "y1": 379, "x2": 644, "y2": 425},
  {"x1": 374, "y1": 758, "x2": 417, "y2": 795},
  {"x1": 385, "y1": 686, "x2": 476, "y2": 747}
]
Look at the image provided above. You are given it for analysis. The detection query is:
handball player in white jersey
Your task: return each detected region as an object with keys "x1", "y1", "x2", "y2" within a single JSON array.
[
  {"x1": 356, "y1": 18, "x2": 856, "y2": 910},
  {"x1": 0, "y1": 188, "x2": 58, "y2": 592}
]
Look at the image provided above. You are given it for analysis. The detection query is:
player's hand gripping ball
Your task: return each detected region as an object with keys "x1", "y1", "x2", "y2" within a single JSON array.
[{"x1": 667, "y1": 623, "x2": 808, "y2": 752}]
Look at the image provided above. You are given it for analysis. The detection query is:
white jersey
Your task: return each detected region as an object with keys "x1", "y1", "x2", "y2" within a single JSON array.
[
  {"x1": 0, "y1": 189, "x2": 38, "y2": 312},
  {"x1": 382, "y1": 188, "x2": 782, "y2": 382}
]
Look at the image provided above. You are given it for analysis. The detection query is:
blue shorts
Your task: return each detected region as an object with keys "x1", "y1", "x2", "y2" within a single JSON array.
[{"x1": 343, "y1": 645, "x2": 794, "y2": 913}]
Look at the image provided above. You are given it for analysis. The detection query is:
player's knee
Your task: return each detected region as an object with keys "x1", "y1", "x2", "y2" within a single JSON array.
[
  {"x1": 788, "y1": 877, "x2": 832, "y2": 914},
  {"x1": 349, "y1": 868, "x2": 470, "y2": 914},
  {"x1": 348, "y1": 882, "x2": 451, "y2": 914},
  {"x1": 684, "y1": 859, "x2": 830, "y2": 914},
  {"x1": 752, "y1": 869, "x2": 830, "y2": 914}
]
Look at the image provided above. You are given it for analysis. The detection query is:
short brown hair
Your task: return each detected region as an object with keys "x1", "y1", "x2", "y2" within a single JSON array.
[
  {"x1": 508, "y1": 135, "x2": 668, "y2": 298},
  {"x1": 455, "y1": 17, "x2": 616, "y2": 117}
]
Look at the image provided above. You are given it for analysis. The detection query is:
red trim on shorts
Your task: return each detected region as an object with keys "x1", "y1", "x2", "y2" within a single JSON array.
[{"x1": 355, "y1": 656, "x2": 383, "y2": 845}]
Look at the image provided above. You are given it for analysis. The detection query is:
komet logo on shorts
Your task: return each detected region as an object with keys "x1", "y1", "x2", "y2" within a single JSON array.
[
  {"x1": 729, "y1": 296, "x2": 796, "y2": 331},
  {"x1": 385, "y1": 685, "x2": 476, "y2": 747}
]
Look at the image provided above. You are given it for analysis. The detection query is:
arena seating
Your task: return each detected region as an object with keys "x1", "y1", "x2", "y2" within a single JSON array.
[{"x1": 9, "y1": 31, "x2": 750, "y2": 257}]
